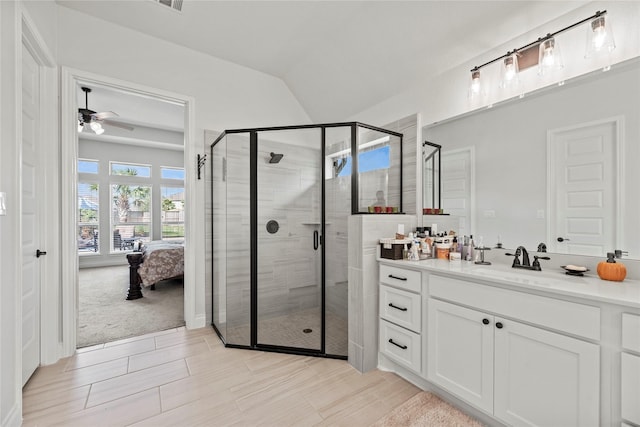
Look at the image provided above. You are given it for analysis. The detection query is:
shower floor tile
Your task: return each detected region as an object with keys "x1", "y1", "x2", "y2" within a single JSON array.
[{"x1": 224, "y1": 308, "x2": 348, "y2": 356}]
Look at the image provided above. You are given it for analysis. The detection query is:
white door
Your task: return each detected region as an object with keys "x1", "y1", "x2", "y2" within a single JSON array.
[
  {"x1": 441, "y1": 148, "x2": 473, "y2": 236},
  {"x1": 549, "y1": 120, "x2": 617, "y2": 256},
  {"x1": 22, "y1": 44, "x2": 42, "y2": 385},
  {"x1": 494, "y1": 318, "x2": 600, "y2": 427},
  {"x1": 427, "y1": 298, "x2": 493, "y2": 413}
]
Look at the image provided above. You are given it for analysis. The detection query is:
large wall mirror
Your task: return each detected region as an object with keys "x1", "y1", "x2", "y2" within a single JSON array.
[{"x1": 423, "y1": 58, "x2": 640, "y2": 259}]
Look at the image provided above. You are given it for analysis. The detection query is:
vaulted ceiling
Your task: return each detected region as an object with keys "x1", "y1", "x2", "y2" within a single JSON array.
[{"x1": 59, "y1": 0, "x2": 587, "y2": 123}]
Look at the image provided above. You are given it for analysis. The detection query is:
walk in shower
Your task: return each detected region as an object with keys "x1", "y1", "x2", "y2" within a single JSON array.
[{"x1": 210, "y1": 122, "x2": 403, "y2": 358}]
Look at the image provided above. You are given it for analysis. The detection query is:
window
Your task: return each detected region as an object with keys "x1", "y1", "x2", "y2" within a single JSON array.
[
  {"x1": 78, "y1": 159, "x2": 99, "y2": 174},
  {"x1": 161, "y1": 167, "x2": 185, "y2": 180},
  {"x1": 111, "y1": 162, "x2": 151, "y2": 178},
  {"x1": 336, "y1": 145, "x2": 390, "y2": 177},
  {"x1": 78, "y1": 182, "x2": 99, "y2": 254},
  {"x1": 111, "y1": 184, "x2": 151, "y2": 252},
  {"x1": 161, "y1": 186, "x2": 184, "y2": 241}
]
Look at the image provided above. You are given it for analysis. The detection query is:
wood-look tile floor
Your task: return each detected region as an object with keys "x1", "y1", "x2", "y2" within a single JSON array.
[{"x1": 22, "y1": 326, "x2": 420, "y2": 426}]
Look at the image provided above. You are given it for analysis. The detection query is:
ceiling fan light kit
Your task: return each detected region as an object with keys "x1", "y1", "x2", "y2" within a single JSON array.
[{"x1": 77, "y1": 86, "x2": 134, "y2": 134}]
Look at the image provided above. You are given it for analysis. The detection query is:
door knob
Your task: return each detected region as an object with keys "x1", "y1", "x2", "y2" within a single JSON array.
[
  {"x1": 36, "y1": 249, "x2": 47, "y2": 258},
  {"x1": 557, "y1": 237, "x2": 570, "y2": 242}
]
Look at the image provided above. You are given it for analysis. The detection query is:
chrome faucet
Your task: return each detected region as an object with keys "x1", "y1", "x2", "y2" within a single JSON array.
[{"x1": 506, "y1": 246, "x2": 550, "y2": 271}]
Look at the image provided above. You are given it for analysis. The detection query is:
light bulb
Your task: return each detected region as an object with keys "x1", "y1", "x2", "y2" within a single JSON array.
[
  {"x1": 78, "y1": 121, "x2": 84, "y2": 133},
  {"x1": 592, "y1": 18, "x2": 606, "y2": 50},
  {"x1": 538, "y1": 37, "x2": 563, "y2": 76},
  {"x1": 499, "y1": 52, "x2": 520, "y2": 90},
  {"x1": 542, "y1": 45, "x2": 554, "y2": 67},
  {"x1": 585, "y1": 14, "x2": 615, "y2": 58},
  {"x1": 90, "y1": 121, "x2": 104, "y2": 135},
  {"x1": 469, "y1": 70, "x2": 481, "y2": 96},
  {"x1": 504, "y1": 57, "x2": 516, "y2": 81}
]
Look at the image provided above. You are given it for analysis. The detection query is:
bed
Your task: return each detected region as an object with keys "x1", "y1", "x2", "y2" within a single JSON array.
[{"x1": 126, "y1": 240, "x2": 184, "y2": 300}]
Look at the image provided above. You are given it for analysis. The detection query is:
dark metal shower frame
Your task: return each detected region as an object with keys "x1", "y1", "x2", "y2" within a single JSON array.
[
  {"x1": 209, "y1": 121, "x2": 403, "y2": 359},
  {"x1": 423, "y1": 141, "x2": 442, "y2": 210}
]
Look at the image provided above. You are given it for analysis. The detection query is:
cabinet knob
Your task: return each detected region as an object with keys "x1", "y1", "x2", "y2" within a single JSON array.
[
  {"x1": 496, "y1": 322, "x2": 503, "y2": 329},
  {"x1": 482, "y1": 318, "x2": 490, "y2": 325}
]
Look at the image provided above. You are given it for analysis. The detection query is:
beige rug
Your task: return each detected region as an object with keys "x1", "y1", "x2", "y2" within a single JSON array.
[
  {"x1": 78, "y1": 265, "x2": 185, "y2": 348},
  {"x1": 373, "y1": 392, "x2": 484, "y2": 427}
]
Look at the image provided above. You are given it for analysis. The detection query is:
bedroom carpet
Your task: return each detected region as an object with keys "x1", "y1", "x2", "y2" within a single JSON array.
[
  {"x1": 78, "y1": 265, "x2": 185, "y2": 348},
  {"x1": 372, "y1": 391, "x2": 484, "y2": 427}
]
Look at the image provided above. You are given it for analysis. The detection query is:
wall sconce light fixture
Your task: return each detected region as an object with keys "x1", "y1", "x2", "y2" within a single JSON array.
[{"x1": 469, "y1": 10, "x2": 614, "y2": 97}]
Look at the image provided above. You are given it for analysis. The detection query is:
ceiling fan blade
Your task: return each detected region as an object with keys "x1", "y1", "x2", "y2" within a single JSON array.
[
  {"x1": 92, "y1": 111, "x2": 119, "y2": 120},
  {"x1": 102, "y1": 120, "x2": 134, "y2": 131}
]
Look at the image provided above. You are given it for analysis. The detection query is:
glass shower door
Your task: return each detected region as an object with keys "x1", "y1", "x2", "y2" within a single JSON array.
[{"x1": 256, "y1": 128, "x2": 323, "y2": 352}]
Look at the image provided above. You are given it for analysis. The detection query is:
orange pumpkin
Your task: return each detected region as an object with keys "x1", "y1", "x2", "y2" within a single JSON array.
[{"x1": 597, "y1": 255, "x2": 626, "y2": 282}]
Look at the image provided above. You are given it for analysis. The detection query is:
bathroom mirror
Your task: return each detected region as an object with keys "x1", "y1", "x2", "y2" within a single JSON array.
[{"x1": 423, "y1": 58, "x2": 640, "y2": 259}]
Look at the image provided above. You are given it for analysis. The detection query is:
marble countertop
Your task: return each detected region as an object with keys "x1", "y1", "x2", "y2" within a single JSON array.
[{"x1": 379, "y1": 257, "x2": 640, "y2": 309}]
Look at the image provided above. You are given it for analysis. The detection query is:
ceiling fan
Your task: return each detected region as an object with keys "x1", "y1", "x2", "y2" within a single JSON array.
[{"x1": 77, "y1": 86, "x2": 134, "y2": 135}]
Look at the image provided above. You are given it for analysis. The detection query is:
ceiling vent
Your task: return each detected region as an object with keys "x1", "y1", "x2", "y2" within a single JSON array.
[{"x1": 154, "y1": 0, "x2": 183, "y2": 12}]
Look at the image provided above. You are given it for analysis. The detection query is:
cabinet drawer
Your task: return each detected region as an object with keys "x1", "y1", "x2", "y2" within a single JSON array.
[
  {"x1": 622, "y1": 313, "x2": 640, "y2": 353},
  {"x1": 380, "y1": 284, "x2": 421, "y2": 333},
  {"x1": 380, "y1": 264, "x2": 421, "y2": 293},
  {"x1": 429, "y1": 274, "x2": 600, "y2": 341},
  {"x1": 621, "y1": 352, "x2": 640, "y2": 425},
  {"x1": 379, "y1": 319, "x2": 421, "y2": 373}
]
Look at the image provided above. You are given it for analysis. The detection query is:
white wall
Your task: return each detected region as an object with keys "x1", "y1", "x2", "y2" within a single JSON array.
[
  {"x1": 56, "y1": 6, "x2": 312, "y2": 132},
  {"x1": 0, "y1": 3, "x2": 22, "y2": 424},
  {"x1": 350, "y1": 1, "x2": 640, "y2": 126}
]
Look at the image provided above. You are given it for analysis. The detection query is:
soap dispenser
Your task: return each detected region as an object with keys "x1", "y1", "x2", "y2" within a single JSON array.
[{"x1": 597, "y1": 252, "x2": 627, "y2": 282}]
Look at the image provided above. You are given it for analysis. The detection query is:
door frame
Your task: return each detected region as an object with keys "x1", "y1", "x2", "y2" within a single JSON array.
[
  {"x1": 546, "y1": 116, "x2": 624, "y2": 254},
  {"x1": 60, "y1": 68, "x2": 200, "y2": 356}
]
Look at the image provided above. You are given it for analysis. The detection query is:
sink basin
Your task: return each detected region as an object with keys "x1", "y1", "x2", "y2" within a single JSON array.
[{"x1": 467, "y1": 265, "x2": 568, "y2": 284}]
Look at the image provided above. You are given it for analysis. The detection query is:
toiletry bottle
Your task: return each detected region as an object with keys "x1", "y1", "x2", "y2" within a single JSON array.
[
  {"x1": 467, "y1": 235, "x2": 474, "y2": 261},
  {"x1": 411, "y1": 237, "x2": 420, "y2": 260},
  {"x1": 403, "y1": 244, "x2": 409, "y2": 260},
  {"x1": 461, "y1": 235, "x2": 468, "y2": 260}
]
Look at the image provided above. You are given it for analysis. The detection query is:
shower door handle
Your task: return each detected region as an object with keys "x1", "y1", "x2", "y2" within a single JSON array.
[{"x1": 313, "y1": 230, "x2": 319, "y2": 250}]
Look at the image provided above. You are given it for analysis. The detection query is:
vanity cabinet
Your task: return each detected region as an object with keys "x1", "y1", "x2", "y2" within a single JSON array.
[
  {"x1": 621, "y1": 313, "x2": 640, "y2": 425},
  {"x1": 379, "y1": 264, "x2": 422, "y2": 373},
  {"x1": 377, "y1": 258, "x2": 640, "y2": 427},
  {"x1": 427, "y1": 274, "x2": 600, "y2": 427}
]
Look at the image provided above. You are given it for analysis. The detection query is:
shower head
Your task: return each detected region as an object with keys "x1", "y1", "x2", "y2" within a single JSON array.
[{"x1": 269, "y1": 152, "x2": 284, "y2": 164}]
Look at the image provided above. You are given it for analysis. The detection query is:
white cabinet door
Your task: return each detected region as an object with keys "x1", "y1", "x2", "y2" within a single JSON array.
[
  {"x1": 427, "y1": 299, "x2": 494, "y2": 413},
  {"x1": 494, "y1": 318, "x2": 600, "y2": 427}
]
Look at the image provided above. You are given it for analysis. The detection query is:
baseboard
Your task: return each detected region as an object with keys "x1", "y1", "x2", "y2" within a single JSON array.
[
  {"x1": 186, "y1": 313, "x2": 206, "y2": 329},
  {"x1": 2, "y1": 401, "x2": 22, "y2": 427}
]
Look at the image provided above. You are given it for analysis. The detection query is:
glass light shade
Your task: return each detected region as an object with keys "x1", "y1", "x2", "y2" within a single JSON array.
[
  {"x1": 468, "y1": 70, "x2": 482, "y2": 99},
  {"x1": 499, "y1": 53, "x2": 519, "y2": 89},
  {"x1": 90, "y1": 121, "x2": 105, "y2": 135},
  {"x1": 77, "y1": 121, "x2": 84, "y2": 133},
  {"x1": 585, "y1": 15, "x2": 615, "y2": 58},
  {"x1": 538, "y1": 37, "x2": 563, "y2": 75}
]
